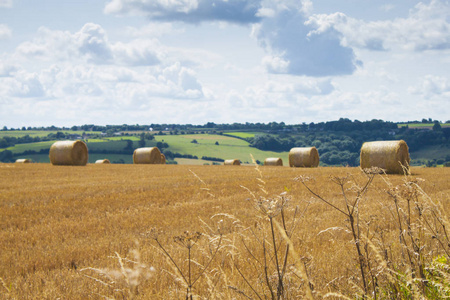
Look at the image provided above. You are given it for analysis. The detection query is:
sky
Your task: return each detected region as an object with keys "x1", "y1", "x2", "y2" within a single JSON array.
[{"x1": 0, "y1": 0, "x2": 449, "y2": 128}]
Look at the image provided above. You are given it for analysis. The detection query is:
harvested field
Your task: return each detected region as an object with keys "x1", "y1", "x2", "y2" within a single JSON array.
[{"x1": 0, "y1": 164, "x2": 449, "y2": 299}]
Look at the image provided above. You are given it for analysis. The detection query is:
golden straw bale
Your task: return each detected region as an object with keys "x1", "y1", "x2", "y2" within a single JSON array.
[
  {"x1": 160, "y1": 153, "x2": 166, "y2": 164},
  {"x1": 133, "y1": 147, "x2": 162, "y2": 164},
  {"x1": 49, "y1": 141, "x2": 88, "y2": 166},
  {"x1": 264, "y1": 157, "x2": 283, "y2": 166},
  {"x1": 15, "y1": 159, "x2": 31, "y2": 163},
  {"x1": 289, "y1": 147, "x2": 319, "y2": 168},
  {"x1": 360, "y1": 140, "x2": 410, "y2": 174},
  {"x1": 95, "y1": 159, "x2": 110, "y2": 164},
  {"x1": 224, "y1": 159, "x2": 240, "y2": 165}
]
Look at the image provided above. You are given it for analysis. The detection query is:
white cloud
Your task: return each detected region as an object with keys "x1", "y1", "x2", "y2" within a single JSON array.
[
  {"x1": 306, "y1": 0, "x2": 450, "y2": 51},
  {"x1": 4, "y1": 71, "x2": 45, "y2": 98},
  {"x1": 75, "y1": 23, "x2": 113, "y2": 64},
  {"x1": 104, "y1": 0, "x2": 262, "y2": 24},
  {"x1": 0, "y1": 62, "x2": 17, "y2": 77},
  {"x1": 380, "y1": 4, "x2": 395, "y2": 12},
  {"x1": 123, "y1": 23, "x2": 184, "y2": 38},
  {"x1": 0, "y1": 62, "x2": 204, "y2": 101},
  {"x1": 112, "y1": 39, "x2": 161, "y2": 66},
  {"x1": 0, "y1": 23, "x2": 206, "y2": 116},
  {"x1": 262, "y1": 55, "x2": 289, "y2": 73},
  {"x1": 253, "y1": 2, "x2": 359, "y2": 76},
  {"x1": 0, "y1": 0, "x2": 12, "y2": 8},
  {"x1": 225, "y1": 77, "x2": 335, "y2": 112},
  {"x1": 15, "y1": 24, "x2": 162, "y2": 67},
  {"x1": 0, "y1": 24, "x2": 12, "y2": 39},
  {"x1": 104, "y1": 0, "x2": 199, "y2": 16},
  {"x1": 408, "y1": 75, "x2": 450, "y2": 98}
]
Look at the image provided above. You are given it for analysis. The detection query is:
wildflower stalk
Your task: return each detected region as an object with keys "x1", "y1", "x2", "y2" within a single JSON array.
[
  {"x1": 270, "y1": 215, "x2": 284, "y2": 299},
  {"x1": 296, "y1": 172, "x2": 376, "y2": 298}
]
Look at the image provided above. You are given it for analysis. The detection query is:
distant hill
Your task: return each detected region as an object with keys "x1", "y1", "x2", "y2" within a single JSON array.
[{"x1": 1, "y1": 119, "x2": 449, "y2": 166}]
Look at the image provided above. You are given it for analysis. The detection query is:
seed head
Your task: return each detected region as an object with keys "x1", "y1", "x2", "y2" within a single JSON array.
[{"x1": 173, "y1": 231, "x2": 202, "y2": 249}]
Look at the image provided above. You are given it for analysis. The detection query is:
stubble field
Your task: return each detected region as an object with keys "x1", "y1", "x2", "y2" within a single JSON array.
[{"x1": 0, "y1": 163, "x2": 449, "y2": 299}]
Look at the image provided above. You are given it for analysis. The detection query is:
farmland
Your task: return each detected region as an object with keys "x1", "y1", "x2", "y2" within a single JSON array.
[
  {"x1": 5, "y1": 133, "x2": 290, "y2": 165},
  {"x1": 1, "y1": 119, "x2": 450, "y2": 166},
  {"x1": 153, "y1": 134, "x2": 289, "y2": 165},
  {"x1": 1, "y1": 163, "x2": 449, "y2": 298}
]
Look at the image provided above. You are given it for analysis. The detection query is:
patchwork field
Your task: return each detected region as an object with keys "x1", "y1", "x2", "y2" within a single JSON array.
[
  {"x1": 0, "y1": 164, "x2": 449, "y2": 299},
  {"x1": 153, "y1": 134, "x2": 289, "y2": 165}
]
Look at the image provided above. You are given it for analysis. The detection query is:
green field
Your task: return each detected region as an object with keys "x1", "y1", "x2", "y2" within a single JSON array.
[
  {"x1": 0, "y1": 130, "x2": 102, "y2": 138},
  {"x1": 6, "y1": 138, "x2": 153, "y2": 164},
  {"x1": 397, "y1": 123, "x2": 450, "y2": 129},
  {"x1": 13, "y1": 153, "x2": 134, "y2": 164},
  {"x1": 223, "y1": 132, "x2": 257, "y2": 138},
  {"x1": 155, "y1": 134, "x2": 289, "y2": 165},
  {"x1": 104, "y1": 136, "x2": 140, "y2": 141},
  {"x1": 6, "y1": 141, "x2": 56, "y2": 153},
  {"x1": 4, "y1": 130, "x2": 448, "y2": 166},
  {"x1": 410, "y1": 145, "x2": 450, "y2": 161}
]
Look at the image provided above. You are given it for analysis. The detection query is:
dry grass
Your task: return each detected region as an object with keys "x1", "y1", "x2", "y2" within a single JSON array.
[{"x1": 0, "y1": 163, "x2": 449, "y2": 299}]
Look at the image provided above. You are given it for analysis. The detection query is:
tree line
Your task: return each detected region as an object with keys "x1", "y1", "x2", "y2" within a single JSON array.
[{"x1": 1, "y1": 119, "x2": 449, "y2": 165}]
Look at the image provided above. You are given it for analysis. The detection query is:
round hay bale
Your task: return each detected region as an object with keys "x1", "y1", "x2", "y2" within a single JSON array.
[
  {"x1": 133, "y1": 147, "x2": 162, "y2": 164},
  {"x1": 49, "y1": 141, "x2": 88, "y2": 166},
  {"x1": 15, "y1": 158, "x2": 31, "y2": 163},
  {"x1": 95, "y1": 159, "x2": 110, "y2": 164},
  {"x1": 224, "y1": 159, "x2": 240, "y2": 165},
  {"x1": 264, "y1": 157, "x2": 283, "y2": 166},
  {"x1": 160, "y1": 153, "x2": 166, "y2": 164},
  {"x1": 360, "y1": 140, "x2": 410, "y2": 174},
  {"x1": 289, "y1": 147, "x2": 319, "y2": 168}
]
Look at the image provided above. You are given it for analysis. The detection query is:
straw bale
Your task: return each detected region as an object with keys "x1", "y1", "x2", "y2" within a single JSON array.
[
  {"x1": 160, "y1": 153, "x2": 166, "y2": 164},
  {"x1": 224, "y1": 159, "x2": 240, "y2": 165},
  {"x1": 49, "y1": 141, "x2": 88, "y2": 166},
  {"x1": 15, "y1": 159, "x2": 31, "y2": 163},
  {"x1": 264, "y1": 157, "x2": 283, "y2": 166},
  {"x1": 133, "y1": 147, "x2": 162, "y2": 164},
  {"x1": 360, "y1": 140, "x2": 410, "y2": 174},
  {"x1": 95, "y1": 159, "x2": 110, "y2": 164},
  {"x1": 288, "y1": 147, "x2": 319, "y2": 168}
]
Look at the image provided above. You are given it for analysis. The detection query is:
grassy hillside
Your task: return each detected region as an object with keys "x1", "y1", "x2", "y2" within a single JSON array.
[
  {"x1": 3, "y1": 129, "x2": 449, "y2": 166},
  {"x1": 6, "y1": 141, "x2": 56, "y2": 153},
  {"x1": 8, "y1": 138, "x2": 151, "y2": 164},
  {"x1": 397, "y1": 122, "x2": 450, "y2": 129},
  {"x1": 154, "y1": 134, "x2": 289, "y2": 165},
  {"x1": 0, "y1": 130, "x2": 102, "y2": 138},
  {"x1": 410, "y1": 144, "x2": 450, "y2": 161},
  {"x1": 223, "y1": 132, "x2": 258, "y2": 138}
]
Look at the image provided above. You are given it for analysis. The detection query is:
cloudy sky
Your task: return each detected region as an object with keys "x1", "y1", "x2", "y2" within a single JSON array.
[{"x1": 0, "y1": 0, "x2": 449, "y2": 127}]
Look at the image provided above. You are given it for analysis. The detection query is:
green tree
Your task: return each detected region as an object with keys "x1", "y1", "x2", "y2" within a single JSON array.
[
  {"x1": 433, "y1": 121, "x2": 442, "y2": 131},
  {"x1": 138, "y1": 136, "x2": 146, "y2": 147},
  {"x1": 56, "y1": 131, "x2": 65, "y2": 139},
  {"x1": 124, "y1": 140, "x2": 134, "y2": 152},
  {"x1": 0, "y1": 150, "x2": 13, "y2": 162}
]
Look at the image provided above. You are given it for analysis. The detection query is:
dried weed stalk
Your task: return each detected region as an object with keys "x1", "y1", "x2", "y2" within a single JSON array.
[
  {"x1": 148, "y1": 227, "x2": 223, "y2": 299},
  {"x1": 231, "y1": 155, "x2": 313, "y2": 299},
  {"x1": 80, "y1": 245, "x2": 154, "y2": 299},
  {"x1": 297, "y1": 166, "x2": 450, "y2": 299}
]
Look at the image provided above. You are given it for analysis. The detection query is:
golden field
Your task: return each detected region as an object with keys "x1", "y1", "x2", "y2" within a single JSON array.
[{"x1": 0, "y1": 163, "x2": 450, "y2": 299}]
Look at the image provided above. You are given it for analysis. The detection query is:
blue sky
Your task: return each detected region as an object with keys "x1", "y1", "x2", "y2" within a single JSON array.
[{"x1": 0, "y1": 0, "x2": 449, "y2": 127}]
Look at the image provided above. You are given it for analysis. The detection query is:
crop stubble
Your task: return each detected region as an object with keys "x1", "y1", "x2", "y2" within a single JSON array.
[{"x1": 0, "y1": 164, "x2": 449, "y2": 298}]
